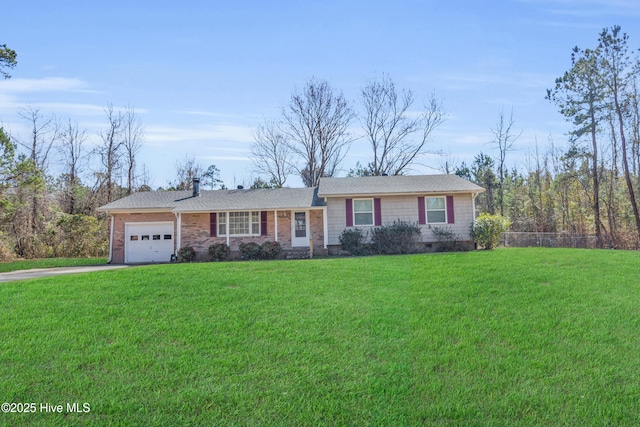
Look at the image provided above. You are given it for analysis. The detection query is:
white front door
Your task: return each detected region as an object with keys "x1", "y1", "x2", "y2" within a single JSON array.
[
  {"x1": 125, "y1": 222, "x2": 174, "y2": 263},
  {"x1": 291, "y1": 211, "x2": 309, "y2": 247}
]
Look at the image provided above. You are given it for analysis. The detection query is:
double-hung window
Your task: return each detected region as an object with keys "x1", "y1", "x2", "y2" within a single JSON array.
[
  {"x1": 217, "y1": 212, "x2": 261, "y2": 236},
  {"x1": 353, "y1": 199, "x2": 374, "y2": 226},
  {"x1": 426, "y1": 196, "x2": 446, "y2": 223}
]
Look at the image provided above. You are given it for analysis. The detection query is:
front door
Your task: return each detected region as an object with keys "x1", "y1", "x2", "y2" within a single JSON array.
[{"x1": 291, "y1": 211, "x2": 309, "y2": 247}]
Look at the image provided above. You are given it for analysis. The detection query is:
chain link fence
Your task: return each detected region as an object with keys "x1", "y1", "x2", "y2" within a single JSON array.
[{"x1": 501, "y1": 232, "x2": 605, "y2": 249}]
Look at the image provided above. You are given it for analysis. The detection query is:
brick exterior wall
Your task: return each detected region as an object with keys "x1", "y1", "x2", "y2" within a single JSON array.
[
  {"x1": 109, "y1": 209, "x2": 327, "y2": 263},
  {"x1": 309, "y1": 210, "x2": 325, "y2": 250},
  {"x1": 109, "y1": 212, "x2": 177, "y2": 264},
  {"x1": 181, "y1": 210, "x2": 326, "y2": 261}
]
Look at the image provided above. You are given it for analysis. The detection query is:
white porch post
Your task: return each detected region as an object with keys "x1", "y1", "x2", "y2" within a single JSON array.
[
  {"x1": 175, "y1": 212, "x2": 182, "y2": 252},
  {"x1": 274, "y1": 210, "x2": 278, "y2": 242},
  {"x1": 322, "y1": 207, "x2": 328, "y2": 249},
  {"x1": 225, "y1": 213, "x2": 230, "y2": 247}
]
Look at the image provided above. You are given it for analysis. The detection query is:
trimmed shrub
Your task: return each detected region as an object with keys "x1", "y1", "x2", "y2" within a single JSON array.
[
  {"x1": 470, "y1": 213, "x2": 510, "y2": 250},
  {"x1": 260, "y1": 241, "x2": 282, "y2": 260},
  {"x1": 370, "y1": 221, "x2": 422, "y2": 255},
  {"x1": 431, "y1": 226, "x2": 464, "y2": 252},
  {"x1": 208, "y1": 243, "x2": 230, "y2": 261},
  {"x1": 239, "y1": 242, "x2": 262, "y2": 260},
  {"x1": 178, "y1": 246, "x2": 196, "y2": 262},
  {"x1": 339, "y1": 228, "x2": 368, "y2": 256}
]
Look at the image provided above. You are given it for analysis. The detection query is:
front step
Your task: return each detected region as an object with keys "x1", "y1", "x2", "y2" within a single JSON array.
[{"x1": 285, "y1": 250, "x2": 310, "y2": 260}]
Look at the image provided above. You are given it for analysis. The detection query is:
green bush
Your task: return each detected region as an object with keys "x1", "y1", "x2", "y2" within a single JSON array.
[
  {"x1": 431, "y1": 226, "x2": 464, "y2": 252},
  {"x1": 208, "y1": 243, "x2": 230, "y2": 261},
  {"x1": 470, "y1": 214, "x2": 510, "y2": 250},
  {"x1": 260, "y1": 241, "x2": 282, "y2": 260},
  {"x1": 178, "y1": 246, "x2": 196, "y2": 262},
  {"x1": 370, "y1": 221, "x2": 422, "y2": 255},
  {"x1": 339, "y1": 228, "x2": 368, "y2": 255},
  {"x1": 239, "y1": 242, "x2": 262, "y2": 260}
]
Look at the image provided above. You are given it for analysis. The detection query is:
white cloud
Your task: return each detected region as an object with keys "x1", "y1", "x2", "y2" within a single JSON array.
[
  {"x1": 0, "y1": 77, "x2": 92, "y2": 93},
  {"x1": 200, "y1": 155, "x2": 251, "y2": 162},
  {"x1": 182, "y1": 110, "x2": 259, "y2": 121},
  {"x1": 145, "y1": 124, "x2": 254, "y2": 146},
  {"x1": 442, "y1": 71, "x2": 553, "y2": 91},
  {"x1": 29, "y1": 102, "x2": 106, "y2": 116}
]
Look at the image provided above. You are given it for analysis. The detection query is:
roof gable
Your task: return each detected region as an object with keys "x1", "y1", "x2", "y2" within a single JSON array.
[{"x1": 317, "y1": 174, "x2": 484, "y2": 197}]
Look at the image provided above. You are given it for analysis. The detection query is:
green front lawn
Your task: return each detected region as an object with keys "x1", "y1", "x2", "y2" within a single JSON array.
[
  {"x1": 0, "y1": 257, "x2": 108, "y2": 273},
  {"x1": 1, "y1": 248, "x2": 639, "y2": 425}
]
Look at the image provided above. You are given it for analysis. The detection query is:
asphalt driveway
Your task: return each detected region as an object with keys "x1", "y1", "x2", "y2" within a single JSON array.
[{"x1": 0, "y1": 265, "x2": 129, "y2": 282}]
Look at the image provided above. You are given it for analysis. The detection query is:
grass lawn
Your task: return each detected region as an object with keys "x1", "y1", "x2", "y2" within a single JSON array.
[
  {"x1": 0, "y1": 257, "x2": 108, "y2": 273},
  {"x1": 1, "y1": 248, "x2": 639, "y2": 426}
]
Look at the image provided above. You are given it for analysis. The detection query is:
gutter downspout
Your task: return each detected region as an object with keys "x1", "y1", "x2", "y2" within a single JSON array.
[
  {"x1": 472, "y1": 192, "x2": 479, "y2": 219},
  {"x1": 108, "y1": 211, "x2": 114, "y2": 264},
  {"x1": 174, "y1": 212, "x2": 182, "y2": 254}
]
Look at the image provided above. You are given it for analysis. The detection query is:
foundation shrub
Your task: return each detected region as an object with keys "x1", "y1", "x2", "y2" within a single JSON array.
[
  {"x1": 370, "y1": 221, "x2": 422, "y2": 255},
  {"x1": 239, "y1": 242, "x2": 262, "y2": 260},
  {"x1": 260, "y1": 241, "x2": 282, "y2": 260},
  {"x1": 208, "y1": 243, "x2": 230, "y2": 261},
  {"x1": 338, "y1": 228, "x2": 368, "y2": 256},
  {"x1": 178, "y1": 246, "x2": 196, "y2": 262}
]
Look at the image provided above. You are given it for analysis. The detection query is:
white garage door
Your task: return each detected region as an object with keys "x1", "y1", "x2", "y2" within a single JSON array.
[{"x1": 125, "y1": 222, "x2": 175, "y2": 263}]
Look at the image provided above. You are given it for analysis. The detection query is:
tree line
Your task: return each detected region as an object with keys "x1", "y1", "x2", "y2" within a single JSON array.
[
  {"x1": 0, "y1": 24, "x2": 638, "y2": 259},
  {"x1": 458, "y1": 26, "x2": 640, "y2": 249},
  {"x1": 251, "y1": 26, "x2": 640, "y2": 249}
]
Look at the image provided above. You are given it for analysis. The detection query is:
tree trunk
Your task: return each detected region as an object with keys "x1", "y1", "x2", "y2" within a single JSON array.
[
  {"x1": 615, "y1": 97, "x2": 640, "y2": 241},
  {"x1": 589, "y1": 108, "x2": 602, "y2": 247}
]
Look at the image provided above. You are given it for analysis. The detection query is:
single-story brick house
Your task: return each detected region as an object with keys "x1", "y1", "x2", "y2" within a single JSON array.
[{"x1": 97, "y1": 174, "x2": 484, "y2": 263}]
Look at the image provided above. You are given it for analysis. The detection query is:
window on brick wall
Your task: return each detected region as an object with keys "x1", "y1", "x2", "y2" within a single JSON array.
[{"x1": 217, "y1": 212, "x2": 261, "y2": 236}]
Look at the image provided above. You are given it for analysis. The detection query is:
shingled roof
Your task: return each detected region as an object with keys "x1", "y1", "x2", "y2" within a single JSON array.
[
  {"x1": 317, "y1": 174, "x2": 484, "y2": 197},
  {"x1": 97, "y1": 175, "x2": 483, "y2": 213},
  {"x1": 97, "y1": 187, "x2": 323, "y2": 212},
  {"x1": 173, "y1": 187, "x2": 323, "y2": 212}
]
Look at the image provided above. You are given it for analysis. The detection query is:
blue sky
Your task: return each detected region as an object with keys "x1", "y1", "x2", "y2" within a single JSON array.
[{"x1": 1, "y1": 0, "x2": 639, "y2": 188}]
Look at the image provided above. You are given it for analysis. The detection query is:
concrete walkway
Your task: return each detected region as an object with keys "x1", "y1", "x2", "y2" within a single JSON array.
[{"x1": 0, "y1": 265, "x2": 129, "y2": 282}]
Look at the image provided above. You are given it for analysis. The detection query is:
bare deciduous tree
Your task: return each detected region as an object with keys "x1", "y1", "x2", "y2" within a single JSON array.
[
  {"x1": 16, "y1": 107, "x2": 60, "y2": 232},
  {"x1": 436, "y1": 150, "x2": 459, "y2": 175},
  {"x1": 137, "y1": 163, "x2": 153, "y2": 191},
  {"x1": 122, "y1": 105, "x2": 144, "y2": 195},
  {"x1": 360, "y1": 75, "x2": 446, "y2": 176},
  {"x1": 251, "y1": 120, "x2": 293, "y2": 188},
  {"x1": 282, "y1": 78, "x2": 355, "y2": 187},
  {"x1": 169, "y1": 156, "x2": 205, "y2": 191},
  {"x1": 17, "y1": 106, "x2": 60, "y2": 171},
  {"x1": 491, "y1": 107, "x2": 521, "y2": 216},
  {"x1": 96, "y1": 104, "x2": 124, "y2": 203},
  {"x1": 60, "y1": 119, "x2": 87, "y2": 214}
]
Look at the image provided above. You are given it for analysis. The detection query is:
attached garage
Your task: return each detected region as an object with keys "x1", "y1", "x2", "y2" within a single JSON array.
[{"x1": 125, "y1": 222, "x2": 175, "y2": 263}]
